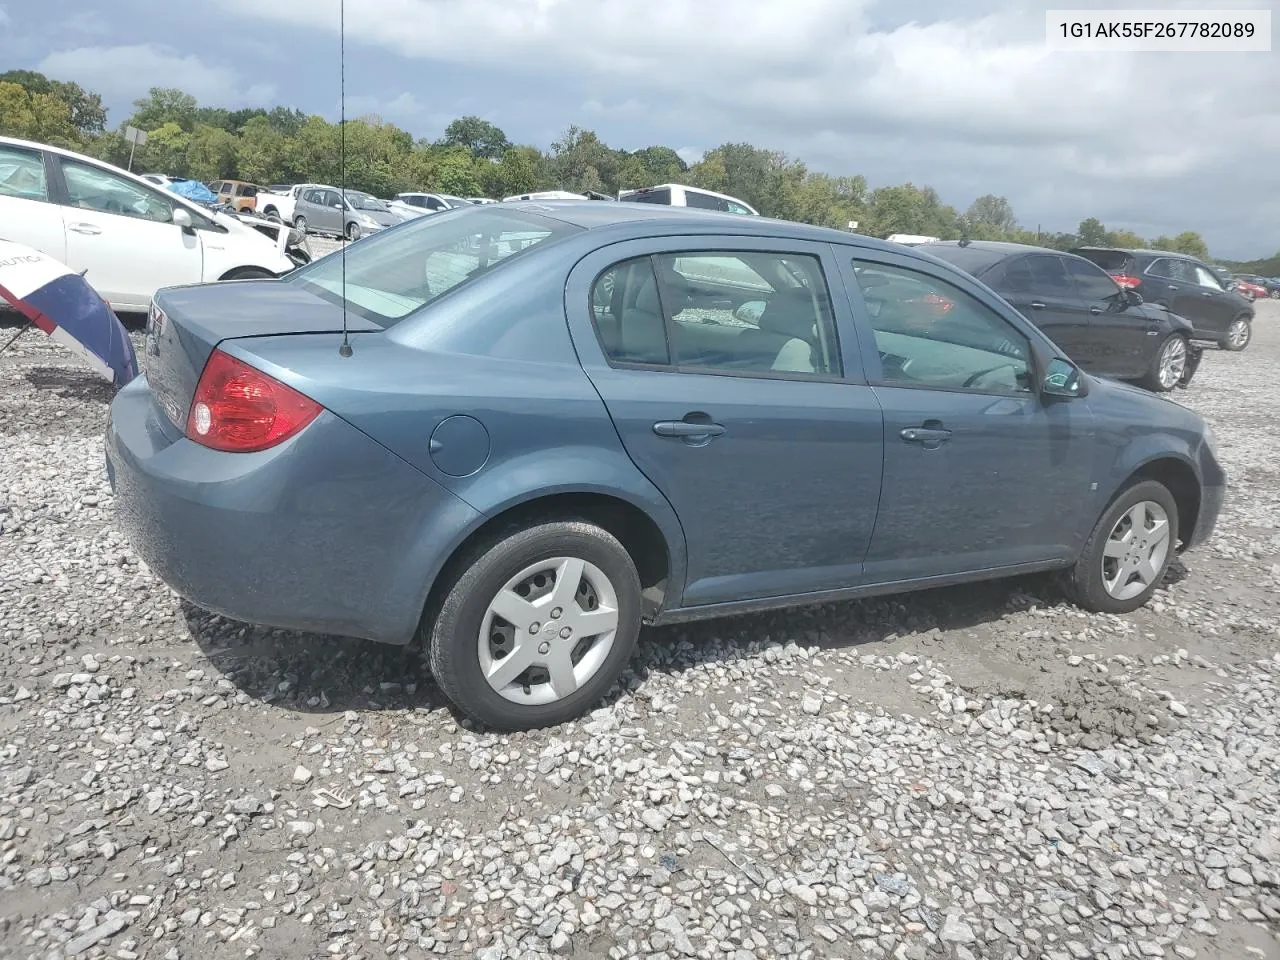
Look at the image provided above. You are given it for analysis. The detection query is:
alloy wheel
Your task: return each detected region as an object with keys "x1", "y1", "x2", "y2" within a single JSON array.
[
  {"x1": 1227, "y1": 319, "x2": 1250, "y2": 349},
  {"x1": 477, "y1": 556, "x2": 620, "y2": 705},
  {"x1": 1101, "y1": 500, "x2": 1171, "y2": 601},
  {"x1": 1157, "y1": 338, "x2": 1187, "y2": 390}
]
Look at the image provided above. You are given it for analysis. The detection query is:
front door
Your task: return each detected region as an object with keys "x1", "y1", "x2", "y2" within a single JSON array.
[
  {"x1": 840, "y1": 251, "x2": 1095, "y2": 582},
  {"x1": 54, "y1": 156, "x2": 203, "y2": 310},
  {"x1": 564, "y1": 238, "x2": 885, "y2": 608},
  {"x1": 1063, "y1": 255, "x2": 1152, "y2": 378},
  {"x1": 998, "y1": 254, "x2": 1095, "y2": 366}
]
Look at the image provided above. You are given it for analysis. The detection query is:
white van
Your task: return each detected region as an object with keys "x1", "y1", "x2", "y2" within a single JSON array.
[{"x1": 618, "y1": 184, "x2": 758, "y2": 216}]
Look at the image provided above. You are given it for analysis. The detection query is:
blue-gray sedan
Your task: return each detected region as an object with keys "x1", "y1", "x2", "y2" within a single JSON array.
[{"x1": 106, "y1": 202, "x2": 1225, "y2": 730}]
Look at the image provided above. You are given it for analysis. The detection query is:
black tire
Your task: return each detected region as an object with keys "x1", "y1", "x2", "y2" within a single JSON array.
[
  {"x1": 346, "y1": 221, "x2": 361, "y2": 241},
  {"x1": 1138, "y1": 334, "x2": 1187, "y2": 393},
  {"x1": 262, "y1": 208, "x2": 281, "y2": 223},
  {"x1": 1064, "y1": 479, "x2": 1179, "y2": 614},
  {"x1": 1221, "y1": 316, "x2": 1251, "y2": 352},
  {"x1": 221, "y1": 266, "x2": 276, "y2": 281},
  {"x1": 293, "y1": 215, "x2": 307, "y2": 232},
  {"x1": 1270, "y1": 290, "x2": 1280, "y2": 299},
  {"x1": 428, "y1": 520, "x2": 643, "y2": 731}
]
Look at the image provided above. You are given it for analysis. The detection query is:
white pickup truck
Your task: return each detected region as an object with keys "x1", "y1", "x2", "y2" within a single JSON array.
[{"x1": 254, "y1": 184, "x2": 315, "y2": 224}]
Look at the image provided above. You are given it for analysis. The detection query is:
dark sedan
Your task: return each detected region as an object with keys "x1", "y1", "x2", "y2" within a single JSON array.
[
  {"x1": 915, "y1": 241, "x2": 1201, "y2": 392},
  {"x1": 106, "y1": 204, "x2": 1225, "y2": 730},
  {"x1": 1071, "y1": 247, "x2": 1254, "y2": 351}
]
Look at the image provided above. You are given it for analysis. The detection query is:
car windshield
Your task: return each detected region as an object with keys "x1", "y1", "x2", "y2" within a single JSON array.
[
  {"x1": 288, "y1": 208, "x2": 581, "y2": 326},
  {"x1": 350, "y1": 193, "x2": 387, "y2": 211},
  {"x1": 441, "y1": 196, "x2": 470, "y2": 208}
]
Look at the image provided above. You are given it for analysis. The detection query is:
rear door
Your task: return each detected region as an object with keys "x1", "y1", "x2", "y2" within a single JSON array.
[
  {"x1": 53, "y1": 155, "x2": 203, "y2": 310},
  {"x1": 1062, "y1": 256, "x2": 1152, "y2": 377},
  {"x1": 0, "y1": 143, "x2": 66, "y2": 261},
  {"x1": 839, "y1": 249, "x2": 1094, "y2": 581},
  {"x1": 564, "y1": 236, "x2": 885, "y2": 608}
]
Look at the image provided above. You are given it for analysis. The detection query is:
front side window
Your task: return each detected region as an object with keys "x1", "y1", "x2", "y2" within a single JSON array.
[
  {"x1": 589, "y1": 251, "x2": 841, "y2": 377},
  {"x1": 0, "y1": 144, "x2": 48, "y2": 201},
  {"x1": 289, "y1": 208, "x2": 579, "y2": 326},
  {"x1": 683, "y1": 190, "x2": 729, "y2": 212},
  {"x1": 726, "y1": 200, "x2": 754, "y2": 215},
  {"x1": 1065, "y1": 257, "x2": 1122, "y2": 301},
  {"x1": 1193, "y1": 265, "x2": 1223, "y2": 290},
  {"x1": 61, "y1": 160, "x2": 175, "y2": 223},
  {"x1": 626, "y1": 188, "x2": 671, "y2": 205},
  {"x1": 236, "y1": 184, "x2": 256, "y2": 197},
  {"x1": 852, "y1": 260, "x2": 1032, "y2": 395},
  {"x1": 1026, "y1": 255, "x2": 1073, "y2": 296}
]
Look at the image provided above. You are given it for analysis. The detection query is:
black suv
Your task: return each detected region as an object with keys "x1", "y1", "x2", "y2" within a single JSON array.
[{"x1": 1071, "y1": 247, "x2": 1254, "y2": 351}]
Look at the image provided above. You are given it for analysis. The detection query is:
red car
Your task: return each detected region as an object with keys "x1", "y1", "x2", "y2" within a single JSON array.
[{"x1": 1234, "y1": 278, "x2": 1267, "y2": 301}]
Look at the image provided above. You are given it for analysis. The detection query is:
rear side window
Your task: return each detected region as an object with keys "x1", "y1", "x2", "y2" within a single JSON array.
[
  {"x1": 0, "y1": 144, "x2": 48, "y2": 201},
  {"x1": 236, "y1": 184, "x2": 256, "y2": 197},
  {"x1": 684, "y1": 190, "x2": 730, "y2": 212},
  {"x1": 289, "y1": 208, "x2": 580, "y2": 326},
  {"x1": 589, "y1": 251, "x2": 841, "y2": 377},
  {"x1": 625, "y1": 188, "x2": 671, "y2": 205},
  {"x1": 1026, "y1": 255, "x2": 1073, "y2": 295},
  {"x1": 1065, "y1": 257, "x2": 1121, "y2": 301},
  {"x1": 1074, "y1": 249, "x2": 1133, "y2": 273}
]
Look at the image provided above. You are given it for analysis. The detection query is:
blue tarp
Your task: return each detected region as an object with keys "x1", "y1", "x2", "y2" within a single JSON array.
[{"x1": 167, "y1": 179, "x2": 218, "y2": 204}]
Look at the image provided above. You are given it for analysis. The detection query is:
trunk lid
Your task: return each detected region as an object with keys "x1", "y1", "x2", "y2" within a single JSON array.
[{"x1": 145, "y1": 279, "x2": 381, "y2": 430}]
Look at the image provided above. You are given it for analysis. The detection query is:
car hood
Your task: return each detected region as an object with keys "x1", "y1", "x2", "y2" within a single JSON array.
[
  {"x1": 355, "y1": 209, "x2": 401, "y2": 227},
  {"x1": 1086, "y1": 369, "x2": 1203, "y2": 427}
]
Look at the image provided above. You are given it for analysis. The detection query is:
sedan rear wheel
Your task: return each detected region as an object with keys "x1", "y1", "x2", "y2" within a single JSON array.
[
  {"x1": 293, "y1": 215, "x2": 308, "y2": 233},
  {"x1": 1140, "y1": 334, "x2": 1187, "y2": 392},
  {"x1": 428, "y1": 521, "x2": 642, "y2": 730},
  {"x1": 1223, "y1": 317, "x2": 1251, "y2": 351},
  {"x1": 1065, "y1": 480, "x2": 1179, "y2": 614},
  {"x1": 347, "y1": 222, "x2": 362, "y2": 242}
]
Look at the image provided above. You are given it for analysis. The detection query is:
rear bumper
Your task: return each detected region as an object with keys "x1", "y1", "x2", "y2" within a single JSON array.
[{"x1": 105, "y1": 375, "x2": 481, "y2": 644}]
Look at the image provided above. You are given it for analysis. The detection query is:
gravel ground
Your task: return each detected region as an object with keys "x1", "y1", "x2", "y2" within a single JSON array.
[{"x1": 1, "y1": 302, "x2": 1278, "y2": 960}]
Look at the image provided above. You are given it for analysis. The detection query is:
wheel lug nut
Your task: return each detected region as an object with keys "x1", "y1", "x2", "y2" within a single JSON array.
[
  {"x1": 528, "y1": 622, "x2": 541, "y2": 634},
  {"x1": 550, "y1": 607, "x2": 562, "y2": 619},
  {"x1": 538, "y1": 642, "x2": 550, "y2": 654},
  {"x1": 560, "y1": 627, "x2": 572, "y2": 639}
]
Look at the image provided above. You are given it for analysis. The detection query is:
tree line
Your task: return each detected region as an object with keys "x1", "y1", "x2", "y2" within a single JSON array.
[{"x1": 3, "y1": 69, "x2": 1270, "y2": 271}]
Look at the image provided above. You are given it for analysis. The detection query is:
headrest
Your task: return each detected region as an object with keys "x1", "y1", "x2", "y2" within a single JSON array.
[
  {"x1": 634, "y1": 274, "x2": 661, "y2": 314},
  {"x1": 759, "y1": 287, "x2": 818, "y2": 340}
]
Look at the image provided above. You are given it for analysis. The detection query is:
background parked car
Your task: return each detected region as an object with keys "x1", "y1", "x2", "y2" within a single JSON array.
[
  {"x1": 254, "y1": 184, "x2": 318, "y2": 224},
  {"x1": 1234, "y1": 274, "x2": 1276, "y2": 300},
  {"x1": 904, "y1": 241, "x2": 1200, "y2": 391},
  {"x1": 390, "y1": 192, "x2": 473, "y2": 218},
  {"x1": 207, "y1": 180, "x2": 260, "y2": 214},
  {"x1": 106, "y1": 203, "x2": 1224, "y2": 730},
  {"x1": 0, "y1": 136, "x2": 294, "y2": 312},
  {"x1": 618, "y1": 183, "x2": 758, "y2": 215},
  {"x1": 1071, "y1": 247, "x2": 1255, "y2": 351},
  {"x1": 291, "y1": 186, "x2": 402, "y2": 240},
  {"x1": 139, "y1": 173, "x2": 175, "y2": 189}
]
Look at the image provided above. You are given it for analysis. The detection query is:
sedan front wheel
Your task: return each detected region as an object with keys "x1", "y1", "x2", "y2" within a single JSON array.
[
  {"x1": 428, "y1": 520, "x2": 643, "y2": 730},
  {"x1": 1140, "y1": 334, "x2": 1187, "y2": 392},
  {"x1": 1065, "y1": 480, "x2": 1179, "y2": 614},
  {"x1": 1222, "y1": 317, "x2": 1251, "y2": 351}
]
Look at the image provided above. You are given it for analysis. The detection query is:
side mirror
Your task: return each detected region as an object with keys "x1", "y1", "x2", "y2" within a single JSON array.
[
  {"x1": 1042, "y1": 357, "x2": 1087, "y2": 399},
  {"x1": 1122, "y1": 288, "x2": 1143, "y2": 306},
  {"x1": 172, "y1": 208, "x2": 194, "y2": 232},
  {"x1": 734, "y1": 300, "x2": 767, "y2": 324}
]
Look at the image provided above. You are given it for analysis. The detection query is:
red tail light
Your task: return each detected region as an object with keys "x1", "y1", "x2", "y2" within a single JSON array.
[
  {"x1": 186, "y1": 349, "x2": 322, "y2": 453},
  {"x1": 1112, "y1": 274, "x2": 1141, "y2": 289},
  {"x1": 923, "y1": 292, "x2": 954, "y2": 314}
]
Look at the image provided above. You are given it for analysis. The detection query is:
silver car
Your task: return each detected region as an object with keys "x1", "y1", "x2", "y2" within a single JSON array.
[{"x1": 292, "y1": 186, "x2": 402, "y2": 240}]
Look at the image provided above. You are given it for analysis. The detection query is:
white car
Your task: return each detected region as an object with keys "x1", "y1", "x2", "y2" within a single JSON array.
[
  {"x1": 0, "y1": 136, "x2": 295, "y2": 312},
  {"x1": 388, "y1": 192, "x2": 473, "y2": 220},
  {"x1": 255, "y1": 183, "x2": 321, "y2": 224},
  {"x1": 503, "y1": 190, "x2": 589, "y2": 202},
  {"x1": 617, "y1": 184, "x2": 758, "y2": 215}
]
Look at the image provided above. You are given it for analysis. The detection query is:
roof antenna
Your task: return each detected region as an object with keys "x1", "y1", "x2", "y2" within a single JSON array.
[
  {"x1": 338, "y1": 0, "x2": 353, "y2": 358},
  {"x1": 958, "y1": 216, "x2": 971, "y2": 248}
]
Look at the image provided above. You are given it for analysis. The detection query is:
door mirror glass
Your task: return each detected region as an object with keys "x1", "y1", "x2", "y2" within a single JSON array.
[
  {"x1": 1043, "y1": 358, "x2": 1086, "y2": 398},
  {"x1": 733, "y1": 300, "x2": 767, "y2": 324}
]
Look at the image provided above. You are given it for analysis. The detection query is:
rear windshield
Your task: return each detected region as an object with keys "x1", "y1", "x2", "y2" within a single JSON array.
[
  {"x1": 287, "y1": 208, "x2": 581, "y2": 326},
  {"x1": 915, "y1": 243, "x2": 1008, "y2": 278},
  {"x1": 624, "y1": 188, "x2": 672, "y2": 205},
  {"x1": 1072, "y1": 248, "x2": 1133, "y2": 273}
]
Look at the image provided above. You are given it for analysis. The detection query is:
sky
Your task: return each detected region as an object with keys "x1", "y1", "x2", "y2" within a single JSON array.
[{"x1": 2, "y1": 0, "x2": 1277, "y2": 259}]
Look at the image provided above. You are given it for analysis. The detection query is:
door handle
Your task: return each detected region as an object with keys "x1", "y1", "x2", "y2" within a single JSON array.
[
  {"x1": 900, "y1": 426, "x2": 952, "y2": 445},
  {"x1": 68, "y1": 223, "x2": 102, "y2": 235},
  {"x1": 1200, "y1": 291, "x2": 1214, "y2": 297},
  {"x1": 653, "y1": 420, "x2": 726, "y2": 440},
  {"x1": 1089, "y1": 306, "x2": 1102, "y2": 314},
  {"x1": 1029, "y1": 301, "x2": 1046, "y2": 309},
  {"x1": 1167, "y1": 284, "x2": 1178, "y2": 290}
]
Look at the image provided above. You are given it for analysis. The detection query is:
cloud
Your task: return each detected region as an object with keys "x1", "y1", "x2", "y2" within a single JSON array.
[
  {"x1": 0, "y1": 5, "x2": 9, "y2": 26},
  {"x1": 37, "y1": 44, "x2": 277, "y2": 109}
]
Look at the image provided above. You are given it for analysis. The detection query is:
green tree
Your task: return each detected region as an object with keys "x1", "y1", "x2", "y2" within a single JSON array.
[
  {"x1": 1076, "y1": 218, "x2": 1109, "y2": 246},
  {"x1": 966, "y1": 194, "x2": 1017, "y2": 236},
  {"x1": 441, "y1": 115, "x2": 511, "y2": 160},
  {"x1": 0, "y1": 70, "x2": 106, "y2": 135},
  {"x1": 140, "y1": 121, "x2": 191, "y2": 176},
  {"x1": 187, "y1": 124, "x2": 240, "y2": 181},
  {"x1": 1105, "y1": 229, "x2": 1145, "y2": 248},
  {"x1": 129, "y1": 87, "x2": 199, "y2": 132},
  {"x1": 0, "y1": 81, "x2": 82, "y2": 146},
  {"x1": 1169, "y1": 231, "x2": 1210, "y2": 260},
  {"x1": 485, "y1": 145, "x2": 548, "y2": 197},
  {"x1": 632, "y1": 145, "x2": 687, "y2": 183}
]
